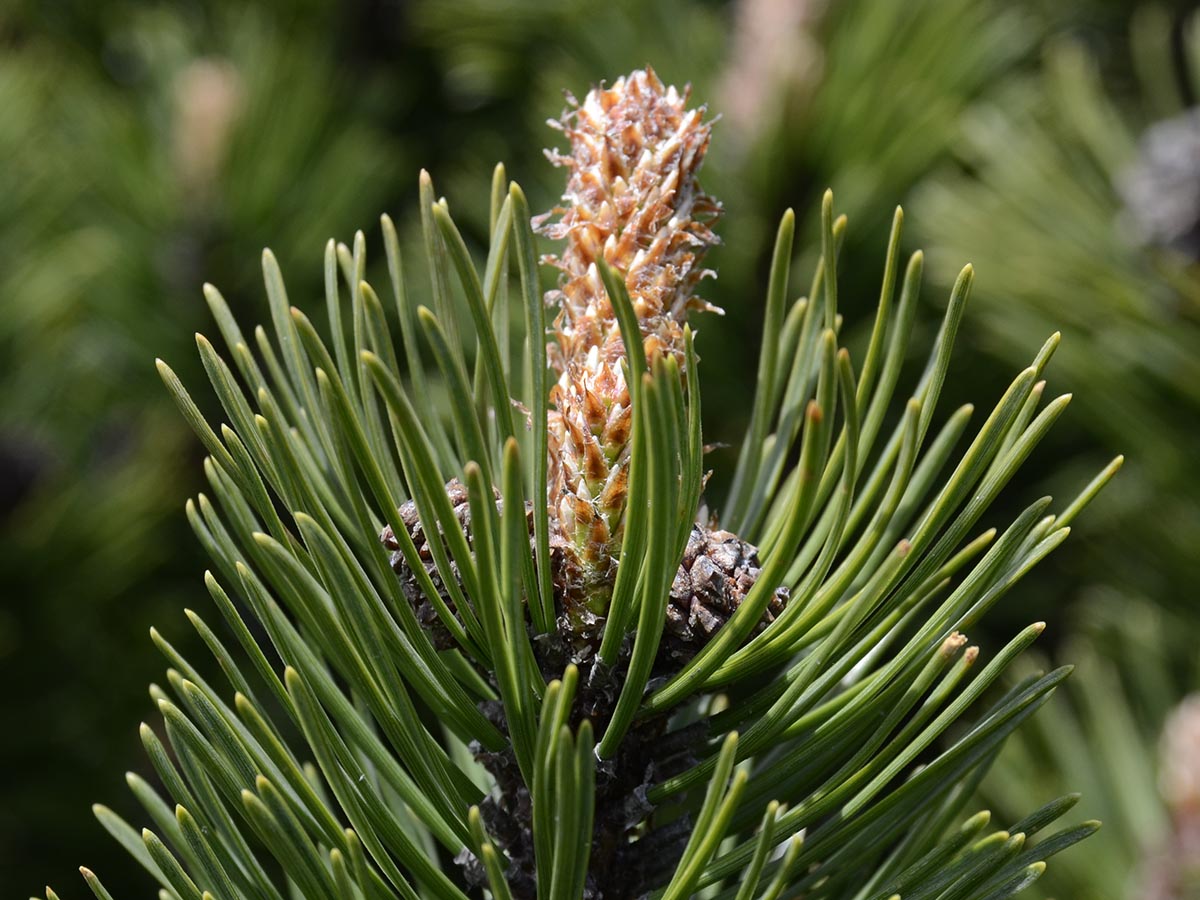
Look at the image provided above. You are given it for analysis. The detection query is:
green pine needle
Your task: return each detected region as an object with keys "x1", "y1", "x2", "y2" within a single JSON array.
[{"x1": 76, "y1": 170, "x2": 1118, "y2": 900}]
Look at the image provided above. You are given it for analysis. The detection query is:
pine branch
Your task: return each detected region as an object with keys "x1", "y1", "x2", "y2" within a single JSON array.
[{"x1": 61, "y1": 68, "x2": 1120, "y2": 900}]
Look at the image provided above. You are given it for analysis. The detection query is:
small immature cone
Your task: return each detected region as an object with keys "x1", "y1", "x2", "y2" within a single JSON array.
[
  {"x1": 536, "y1": 68, "x2": 722, "y2": 628},
  {"x1": 383, "y1": 69, "x2": 786, "y2": 665},
  {"x1": 537, "y1": 68, "x2": 786, "y2": 653}
]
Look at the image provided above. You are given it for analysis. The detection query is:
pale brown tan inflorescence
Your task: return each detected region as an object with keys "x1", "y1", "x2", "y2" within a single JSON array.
[
  {"x1": 535, "y1": 68, "x2": 728, "y2": 635},
  {"x1": 385, "y1": 69, "x2": 785, "y2": 670}
]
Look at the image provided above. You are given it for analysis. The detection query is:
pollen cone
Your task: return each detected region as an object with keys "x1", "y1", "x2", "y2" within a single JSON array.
[
  {"x1": 383, "y1": 68, "x2": 786, "y2": 667},
  {"x1": 536, "y1": 68, "x2": 786, "y2": 653}
]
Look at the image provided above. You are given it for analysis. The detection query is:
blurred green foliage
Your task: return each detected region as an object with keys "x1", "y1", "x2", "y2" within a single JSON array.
[
  {"x1": 912, "y1": 10, "x2": 1200, "y2": 896},
  {"x1": 0, "y1": 3, "x2": 407, "y2": 892},
  {"x1": 981, "y1": 594, "x2": 1200, "y2": 899},
  {"x1": 914, "y1": 9, "x2": 1200, "y2": 620},
  {"x1": 2, "y1": 0, "x2": 1199, "y2": 897}
]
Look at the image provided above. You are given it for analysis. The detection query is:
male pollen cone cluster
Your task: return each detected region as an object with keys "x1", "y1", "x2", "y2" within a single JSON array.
[
  {"x1": 535, "y1": 67, "x2": 785, "y2": 656},
  {"x1": 384, "y1": 68, "x2": 785, "y2": 664}
]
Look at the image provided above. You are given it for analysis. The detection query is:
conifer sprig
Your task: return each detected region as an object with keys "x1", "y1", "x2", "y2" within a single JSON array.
[{"x1": 64, "y1": 70, "x2": 1119, "y2": 900}]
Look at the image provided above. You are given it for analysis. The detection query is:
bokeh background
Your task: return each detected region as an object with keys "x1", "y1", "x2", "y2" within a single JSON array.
[{"x1": 2, "y1": 0, "x2": 1199, "y2": 897}]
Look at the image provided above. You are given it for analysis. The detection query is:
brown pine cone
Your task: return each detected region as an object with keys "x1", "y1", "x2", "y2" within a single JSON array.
[
  {"x1": 380, "y1": 479, "x2": 477, "y2": 651},
  {"x1": 662, "y1": 524, "x2": 788, "y2": 662}
]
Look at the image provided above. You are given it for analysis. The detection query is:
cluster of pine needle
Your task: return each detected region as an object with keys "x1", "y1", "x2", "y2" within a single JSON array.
[{"x1": 60, "y1": 69, "x2": 1121, "y2": 900}]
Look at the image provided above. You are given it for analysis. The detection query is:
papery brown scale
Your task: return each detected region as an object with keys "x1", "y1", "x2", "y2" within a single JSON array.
[
  {"x1": 598, "y1": 465, "x2": 628, "y2": 512},
  {"x1": 604, "y1": 406, "x2": 632, "y2": 449},
  {"x1": 589, "y1": 516, "x2": 611, "y2": 551},
  {"x1": 591, "y1": 362, "x2": 624, "y2": 400},
  {"x1": 579, "y1": 227, "x2": 604, "y2": 262},
  {"x1": 643, "y1": 333, "x2": 664, "y2": 361},
  {"x1": 583, "y1": 435, "x2": 608, "y2": 485},
  {"x1": 564, "y1": 410, "x2": 590, "y2": 451},
  {"x1": 583, "y1": 388, "x2": 607, "y2": 433},
  {"x1": 556, "y1": 496, "x2": 576, "y2": 536},
  {"x1": 569, "y1": 494, "x2": 595, "y2": 529}
]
